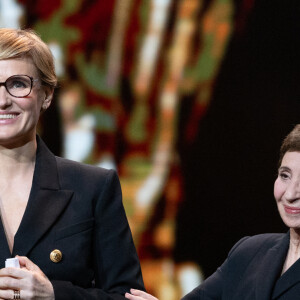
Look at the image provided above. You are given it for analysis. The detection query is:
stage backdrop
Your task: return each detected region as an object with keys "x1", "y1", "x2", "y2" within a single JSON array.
[{"x1": 1, "y1": 0, "x2": 300, "y2": 299}]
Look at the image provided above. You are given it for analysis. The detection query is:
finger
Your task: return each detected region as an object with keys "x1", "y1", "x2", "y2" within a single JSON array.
[
  {"x1": 0, "y1": 289, "x2": 19, "y2": 300},
  {"x1": 0, "y1": 267, "x2": 23, "y2": 278},
  {"x1": 0, "y1": 275, "x2": 21, "y2": 289},
  {"x1": 125, "y1": 293, "x2": 152, "y2": 300},
  {"x1": 16, "y1": 256, "x2": 41, "y2": 272},
  {"x1": 129, "y1": 289, "x2": 159, "y2": 300},
  {"x1": 125, "y1": 292, "x2": 140, "y2": 300}
]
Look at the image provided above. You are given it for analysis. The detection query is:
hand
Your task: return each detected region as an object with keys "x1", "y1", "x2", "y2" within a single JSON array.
[
  {"x1": 125, "y1": 289, "x2": 158, "y2": 300},
  {"x1": 0, "y1": 256, "x2": 54, "y2": 300}
]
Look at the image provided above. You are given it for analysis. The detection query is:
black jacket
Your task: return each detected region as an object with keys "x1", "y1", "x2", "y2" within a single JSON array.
[
  {"x1": 0, "y1": 137, "x2": 144, "y2": 299},
  {"x1": 182, "y1": 232, "x2": 300, "y2": 300}
]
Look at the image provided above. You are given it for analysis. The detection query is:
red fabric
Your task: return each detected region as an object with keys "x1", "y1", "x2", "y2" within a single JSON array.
[
  {"x1": 65, "y1": 0, "x2": 116, "y2": 57},
  {"x1": 17, "y1": 0, "x2": 61, "y2": 23}
]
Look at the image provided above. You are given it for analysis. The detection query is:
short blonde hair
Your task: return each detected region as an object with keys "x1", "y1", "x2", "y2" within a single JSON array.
[{"x1": 0, "y1": 28, "x2": 57, "y2": 87}]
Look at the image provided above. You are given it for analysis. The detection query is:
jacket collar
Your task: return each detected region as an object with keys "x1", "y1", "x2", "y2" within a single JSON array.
[
  {"x1": 0, "y1": 136, "x2": 74, "y2": 258},
  {"x1": 271, "y1": 233, "x2": 300, "y2": 299},
  {"x1": 255, "y1": 232, "x2": 289, "y2": 299},
  {"x1": 33, "y1": 136, "x2": 60, "y2": 190}
]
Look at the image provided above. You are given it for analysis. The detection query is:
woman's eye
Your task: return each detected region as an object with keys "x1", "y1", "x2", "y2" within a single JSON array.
[
  {"x1": 11, "y1": 80, "x2": 27, "y2": 89},
  {"x1": 279, "y1": 172, "x2": 289, "y2": 180},
  {"x1": 7, "y1": 78, "x2": 30, "y2": 90}
]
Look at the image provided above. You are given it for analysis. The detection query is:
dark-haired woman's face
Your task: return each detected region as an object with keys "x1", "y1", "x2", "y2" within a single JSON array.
[
  {"x1": 274, "y1": 151, "x2": 300, "y2": 231},
  {"x1": 0, "y1": 58, "x2": 52, "y2": 146}
]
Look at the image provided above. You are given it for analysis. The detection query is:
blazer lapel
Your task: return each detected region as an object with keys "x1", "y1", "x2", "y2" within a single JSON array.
[
  {"x1": 271, "y1": 248, "x2": 300, "y2": 299},
  {"x1": 255, "y1": 232, "x2": 289, "y2": 300},
  {"x1": 0, "y1": 219, "x2": 12, "y2": 265},
  {"x1": 12, "y1": 137, "x2": 73, "y2": 257}
]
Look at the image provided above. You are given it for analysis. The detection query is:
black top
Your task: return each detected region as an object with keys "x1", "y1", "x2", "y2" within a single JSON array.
[
  {"x1": 0, "y1": 136, "x2": 145, "y2": 299},
  {"x1": 182, "y1": 232, "x2": 300, "y2": 300}
]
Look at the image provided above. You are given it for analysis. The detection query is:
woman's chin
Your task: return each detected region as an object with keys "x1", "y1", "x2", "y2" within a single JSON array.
[
  {"x1": 282, "y1": 219, "x2": 300, "y2": 233},
  {"x1": 0, "y1": 133, "x2": 35, "y2": 148}
]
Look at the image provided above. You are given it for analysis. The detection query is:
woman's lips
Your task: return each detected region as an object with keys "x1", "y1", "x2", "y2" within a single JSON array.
[
  {"x1": 0, "y1": 113, "x2": 19, "y2": 124},
  {"x1": 284, "y1": 205, "x2": 300, "y2": 215},
  {"x1": 0, "y1": 114, "x2": 18, "y2": 119}
]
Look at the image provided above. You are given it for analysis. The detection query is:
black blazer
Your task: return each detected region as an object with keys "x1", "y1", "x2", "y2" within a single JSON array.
[
  {"x1": 0, "y1": 137, "x2": 145, "y2": 299},
  {"x1": 183, "y1": 232, "x2": 300, "y2": 300}
]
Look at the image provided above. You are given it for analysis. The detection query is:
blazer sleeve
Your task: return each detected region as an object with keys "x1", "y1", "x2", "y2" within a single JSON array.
[
  {"x1": 51, "y1": 169, "x2": 145, "y2": 299},
  {"x1": 181, "y1": 237, "x2": 250, "y2": 300}
]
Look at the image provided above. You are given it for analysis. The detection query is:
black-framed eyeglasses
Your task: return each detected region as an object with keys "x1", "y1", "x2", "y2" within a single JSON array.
[{"x1": 0, "y1": 75, "x2": 39, "y2": 98}]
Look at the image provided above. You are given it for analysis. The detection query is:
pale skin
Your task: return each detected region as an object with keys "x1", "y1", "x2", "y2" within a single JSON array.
[
  {"x1": 125, "y1": 289, "x2": 158, "y2": 300},
  {"x1": 0, "y1": 58, "x2": 54, "y2": 299},
  {"x1": 128, "y1": 151, "x2": 300, "y2": 300},
  {"x1": 274, "y1": 151, "x2": 300, "y2": 274}
]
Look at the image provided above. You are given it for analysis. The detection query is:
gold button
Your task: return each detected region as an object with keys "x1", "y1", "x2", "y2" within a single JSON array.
[{"x1": 50, "y1": 249, "x2": 62, "y2": 263}]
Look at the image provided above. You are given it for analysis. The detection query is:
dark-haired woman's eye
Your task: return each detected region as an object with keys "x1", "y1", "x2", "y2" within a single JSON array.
[{"x1": 279, "y1": 172, "x2": 290, "y2": 180}]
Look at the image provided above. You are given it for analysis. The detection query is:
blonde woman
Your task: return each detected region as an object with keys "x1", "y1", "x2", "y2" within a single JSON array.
[{"x1": 0, "y1": 28, "x2": 144, "y2": 300}]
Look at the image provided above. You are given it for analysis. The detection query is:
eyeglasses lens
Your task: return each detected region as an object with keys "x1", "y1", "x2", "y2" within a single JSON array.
[{"x1": 6, "y1": 76, "x2": 32, "y2": 97}]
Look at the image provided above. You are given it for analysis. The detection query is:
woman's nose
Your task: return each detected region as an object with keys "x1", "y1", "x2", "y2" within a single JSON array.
[
  {"x1": 0, "y1": 86, "x2": 12, "y2": 108},
  {"x1": 285, "y1": 180, "x2": 300, "y2": 202}
]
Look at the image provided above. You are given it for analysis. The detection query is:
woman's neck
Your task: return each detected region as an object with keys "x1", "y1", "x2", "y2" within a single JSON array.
[
  {"x1": 282, "y1": 229, "x2": 300, "y2": 274},
  {"x1": 0, "y1": 138, "x2": 36, "y2": 178},
  {"x1": 289, "y1": 229, "x2": 300, "y2": 253},
  {"x1": 0, "y1": 139, "x2": 37, "y2": 253}
]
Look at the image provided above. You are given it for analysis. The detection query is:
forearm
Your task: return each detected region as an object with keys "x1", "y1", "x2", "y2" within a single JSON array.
[{"x1": 52, "y1": 280, "x2": 145, "y2": 300}]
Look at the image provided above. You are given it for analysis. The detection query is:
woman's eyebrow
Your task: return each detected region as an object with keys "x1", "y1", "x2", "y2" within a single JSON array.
[{"x1": 278, "y1": 166, "x2": 291, "y2": 172}]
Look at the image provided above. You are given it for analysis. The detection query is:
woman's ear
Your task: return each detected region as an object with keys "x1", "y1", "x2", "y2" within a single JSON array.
[{"x1": 41, "y1": 86, "x2": 54, "y2": 112}]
